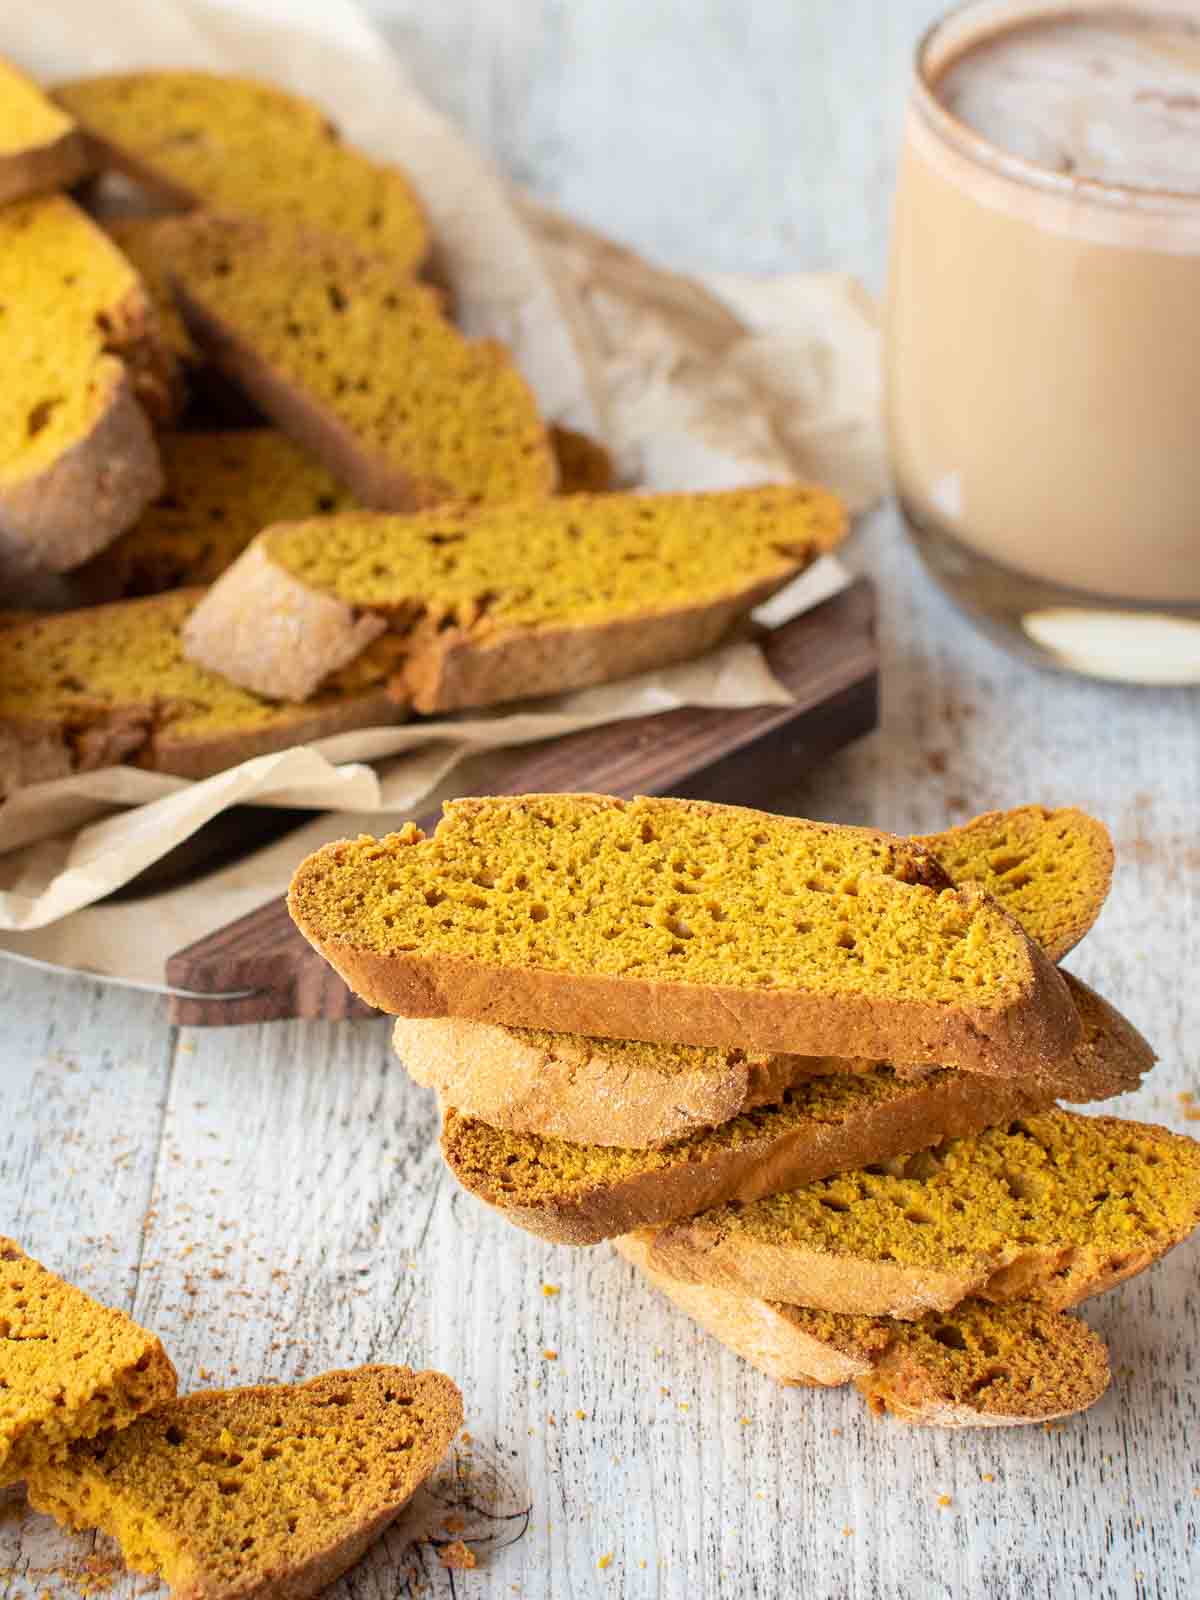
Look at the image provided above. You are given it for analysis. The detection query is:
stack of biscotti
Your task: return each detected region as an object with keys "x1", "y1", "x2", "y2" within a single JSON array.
[
  {"x1": 288, "y1": 794, "x2": 1200, "y2": 1429},
  {"x1": 3, "y1": 1236, "x2": 464, "y2": 1600}
]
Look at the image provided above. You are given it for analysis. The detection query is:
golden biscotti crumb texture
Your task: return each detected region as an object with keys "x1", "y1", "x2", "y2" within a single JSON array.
[
  {"x1": 141, "y1": 214, "x2": 555, "y2": 510},
  {"x1": 649, "y1": 1110, "x2": 1200, "y2": 1314},
  {"x1": 83, "y1": 431, "x2": 357, "y2": 598},
  {"x1": 55, "y1": 71, "x2": 429, "y2": 273},
  {"x1": 288, "y1": 794, "x2": 1080, "y2": 1074},
  {"x1": 920, "y1": 805, "x2": 1114, "y2": 963},
  {"x1": 26, "y1": 1366, "x2": 462, "y2": 1600},
  {"x1": 0, "y1": 1238, "x2": 176, "y2": 1486}
]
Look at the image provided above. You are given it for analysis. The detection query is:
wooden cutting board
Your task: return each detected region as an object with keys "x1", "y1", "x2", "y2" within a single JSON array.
[{"x1": 165, "y1": 577, "x2": 878, "y2": 1025}]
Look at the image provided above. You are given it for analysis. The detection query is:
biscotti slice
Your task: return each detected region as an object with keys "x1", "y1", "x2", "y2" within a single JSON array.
[
  {"x1": 0, "y1": 591, "x2": 406, "y2": 796},
  {"x1": 0, "y1": 196, "x2": 170, "y2": 571},
  {"x1": 920, "y1": 805, "x2": 1113, "y2": 962},
  {"x1": 397, "y1": 973, "x2": 1147, "y2": 1149},
  {"x1": 647, "y1": 1110, "x2": 1200, "y2": 1318},
  {"x1": 0, "y1": 56, "x2": 90, "y2": 203},
  {"x1": 398, "y1": 971, "x2": 1147, "y2": 1150},
  {"x1": 617, "y1": 1232, "x2": 1110, "y2": 1425},
  {"x1": 133, "y1": 214, "x2": 555, "y2": 513},
  {"x1": 78, "y1": 431, "x2": 357, "y2": 600},
  {"x1": 440, "y1": 1066, "x2": 1056, "y2": 1246},
  {"x1": 182, "y1": 485, "x2": 846, "y2": 706},
  {"x1": 26, "y1": 1366, "x2": 462, "y2": 1600},
  {"x1": 54, "y1": 71, "x2": 429, "y2": 274},
  {"x1": 104, "y1": 217, "x2": 197, "y2": 364},
  {"x1": 550, "y1": 424, "x2": 614, "y2": 493},
  {"x1": 0, "y1": 1238, "x2": 176, "y2": 1487},
  {"x1": 289, "y1": 794, "x2": 1080, "y2": 1076}
]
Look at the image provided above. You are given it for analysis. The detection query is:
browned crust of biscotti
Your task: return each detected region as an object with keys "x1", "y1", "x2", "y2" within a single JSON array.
[
  {"x1": 396, "y1": 975, "x2": 1143, "y2": 1149},
  {"x1": 146, "y1": 687, "x2": 404, "y2": 782},
  {"x1": 395, "y1": 1015, "x2": 840, "y2": 1149},
  {"x1": 615, "y1": 1230, "x2": 881, "y2": 1386},
  {"x1": 181, "y1": 537, "x2": 389, "y2": 703},
  {"x1": 0, "y1": 125, "x2": 91, "y2": 206},
  {"x1": 0, "y1": 359, "x2": 163, "y2": 572},
  {"x1": 646, "y1": 1116, "x2": 1200, "y2": 1318},
  {"x1": 397, "y1": 569, "x2": 796, "y2": 715},
  {"x1": 439, "y1": 1069, "x2": 1053, "y2": 1247},
  {"x1": 1042, "y1": 974, "x2": 1153, "y2": 1102},
  {"x1": 295, "y1": 900, "x2": 1080, "y2": 1080}
]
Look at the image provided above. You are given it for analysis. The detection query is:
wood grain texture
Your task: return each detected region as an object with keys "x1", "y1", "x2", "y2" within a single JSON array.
[
  {"x1": 3, "y1": 4, "x2": 1200, "y2": 1599},
  {"x1": 164, "y1": 580, "x2": 878, "y2": 1025}
]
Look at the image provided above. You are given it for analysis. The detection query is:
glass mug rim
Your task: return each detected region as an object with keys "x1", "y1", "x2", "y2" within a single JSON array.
[{"x1": 911, "y1": 0, "x2": 1200, "y2": 214}]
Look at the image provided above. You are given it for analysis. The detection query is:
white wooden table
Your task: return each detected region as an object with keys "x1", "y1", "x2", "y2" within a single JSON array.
[{"x1": 4, "y1": 3, "x2": 1200, "y2": 1596}]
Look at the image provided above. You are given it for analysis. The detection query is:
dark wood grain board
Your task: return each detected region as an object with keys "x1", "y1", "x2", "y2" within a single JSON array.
[{"x1": 165, "y1": 577, "x2": 878, "y2": 1025}]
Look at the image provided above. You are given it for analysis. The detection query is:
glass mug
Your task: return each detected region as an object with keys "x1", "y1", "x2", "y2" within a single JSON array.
[{"x1": 886, "y1": 0, "x2": 1200, "y2": 683}]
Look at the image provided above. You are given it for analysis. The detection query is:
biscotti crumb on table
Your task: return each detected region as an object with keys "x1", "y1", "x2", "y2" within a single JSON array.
[
  {"x1": 181, "y1": 484, "x2": 847, "y2": 707},
  {"x1": 0, "y1": 591, "x2": 407, "y2": 798},
  {"x1": 0, "y1": 1237, "x2": 176, "y2": 1487},
  {"x1": 0, "y1": 195, "x2": 169, "y2": 572},
  {"x1": 53, "y1": 70, "x2": 430, "y2": 274},
  {"x1": 618, "y1": 1232, "x2": 1110, "y2": 1425},
  {"x1": 25, "y1": 1366, "x2": 463, "y2": 1600},
  {"x1": 0, "y1": 55, "x2": 91, "y2": 203},
  {"x1": 128, "y1": 212, "x2": 555, "y2": 512},
  {"x1": 78, "y1": 430, "x2": 358, "y2": 600},
  {"x1": 287, "y1": 794, "x2": 1080, "y2": 1075},
  {"x1": 646, "y1": 1108, "x2": 1200, "y2": 1317},
  {"x1": 439, "y1": 1066, "x2": 1054, "y2": 1245}
]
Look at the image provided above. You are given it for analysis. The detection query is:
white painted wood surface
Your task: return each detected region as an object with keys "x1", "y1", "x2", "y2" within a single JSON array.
[{"x1": 3, "y1": 2, "x2": 1200, "y2": 1596}]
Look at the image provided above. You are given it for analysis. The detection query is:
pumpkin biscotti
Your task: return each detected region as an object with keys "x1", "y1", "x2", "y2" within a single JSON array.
[
  {"x1": 79, "y1": 430, "x2": 357, "y2": 600},
  {"x1": 130, "y1": 213, "x2": 555, "y2": 512},
  {"x1": 617, "y1": 1232, "x2": 1111, "y2": 1426},
  {"x1": 182, "y1": 485, "x2": 847, "y2": 707},
  {"x1": 54, "y1": 71, "x2": 430, "y2": 274},
  {"x1": 26, "y1": 1366, "x2": 462, "y2": 1600},
  {"x1": 0, "y1": 196, "x2": 170, "y2": 571},
  {"x1": 0, "y1": 55, "x2": 91, "y2": 204},
  {"x1": 0, "y1": 591, "x2": 406, "y2": 797},
  {"x1": 289, "y1": 794, "x2": 1080, "y2": 1075},
  {"x1": 645, "y1": 1110, "x2": 1200, "y2": 1318},
  {"x1": 0, "y1": 1238, "x2": 176, "y2": 1487}
]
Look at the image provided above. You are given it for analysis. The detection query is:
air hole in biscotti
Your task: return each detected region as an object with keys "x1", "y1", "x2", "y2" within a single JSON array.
[
  {"x1": 529, "y1": 904, "x2": 548, "y2": 923},
  {"x1": 1000, "y1": 1169, "x2": 1040, "y2": 1202},
  {"x1": 989, "y1": 852, "x2": 1028, "y2": 876},
  {"x1": 932, "y1": 1324, "x2": 967, "y2": 1352},
  {"x1": 640, "y1": 822, "x2": 656, "y2": 843},
  {"x1": 327, "y1": 284, "x2": 348, "y2": 312},
  {"x1": 819, "y1": 1197, "x2": 849, "y2": 1214},
  {"x1": 165, "y1": 1425, "x2": 185, "y2": 1446},
  {"x1": 218, "y1": 1480, "x2": 240, "y2": 1497},
  {"x1": 836, "y1": 928, "x2": 856, "y2": 950},
  {"x1": 26, "y1": 396, "x2": 62, "y2": 438},
  {"x1": 904, "y1": 1208, "x2": 934, "y2": 1226},
  {"x1": 424, "y1": 890, "x2": 444, "y2": 907}
]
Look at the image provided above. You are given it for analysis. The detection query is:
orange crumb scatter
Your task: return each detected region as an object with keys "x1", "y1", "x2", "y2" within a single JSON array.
[
  {"x1": 981, "y1": 1473, "x2": 995, "y2": 1483},
  {"x1": 842, "y1": 1526, "x2": 854, "y2": 1537},
  {"x1": 542, "y1": 1284, "x2": 560, "y2": 1297},
  {"x1": 678, "y1": 1401, "x2": 689, "y2": 1412},
  {"x1": 937, "y1": 1494, "x2": 953, "y2": 1508},
  {"x1": 439, "y1": 1540, "x2": 476, "y2": 1571},
  {"x1": 598, "y1": 1552, "x2": 614, "y2": 1571},
  {"x1": 442, "y1": 1514, "x2": 465, "y2": 1534},
  {"x1": 460, "y1": 1430, "x2": 472, "y2": 1444},
  {"x1": 739, "y1": 1415, "x2": 750, "y2": 1426},
  {"x1": 543, "y1": 1349, "x2": 557, "y2": 1361},
  {"x1": 575, "y1": 1410, "x2": 587, "y2": 1421}
]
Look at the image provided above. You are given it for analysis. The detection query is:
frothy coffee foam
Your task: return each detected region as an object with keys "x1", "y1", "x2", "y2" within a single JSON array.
[{"x1": 938, "y1": 13, "x2": 1200, "y2": 193}]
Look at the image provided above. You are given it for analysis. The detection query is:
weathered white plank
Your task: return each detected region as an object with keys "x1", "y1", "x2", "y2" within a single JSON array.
[{"x1": 4, "y1": 1, "x2": 1200, "y2": 1597}]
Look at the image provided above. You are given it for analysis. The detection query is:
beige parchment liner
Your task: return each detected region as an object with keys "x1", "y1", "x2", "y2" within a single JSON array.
[{"x1": 0, "y1": 0, "x2": 885, "y2": 977}]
